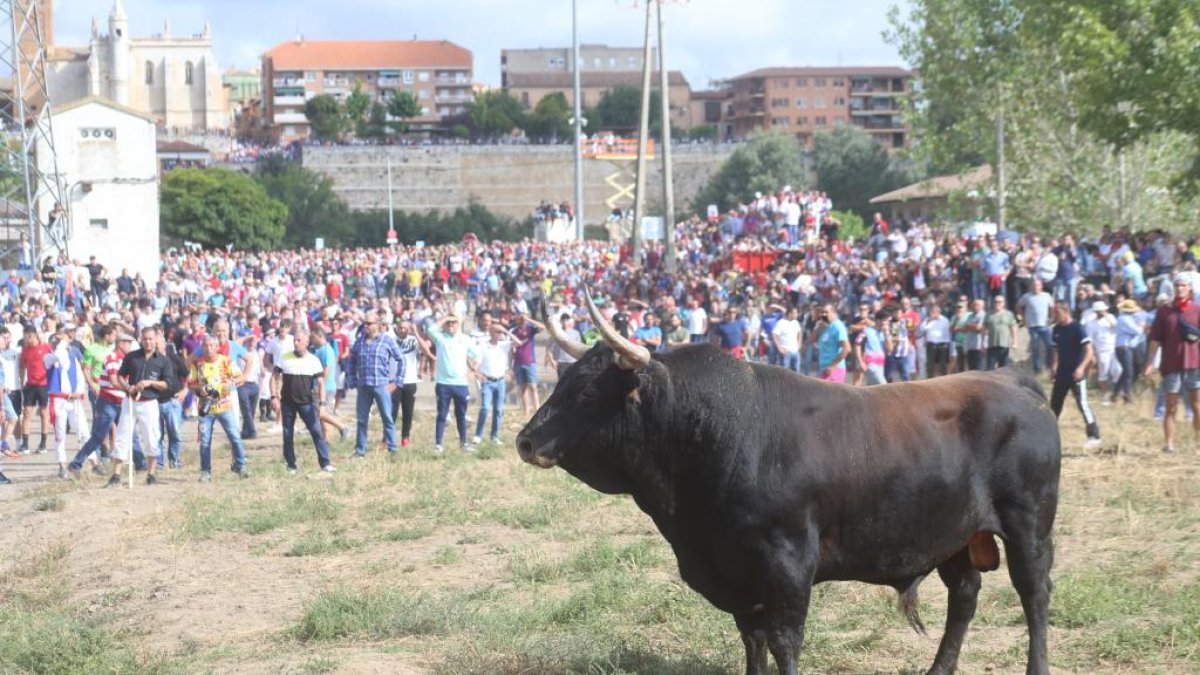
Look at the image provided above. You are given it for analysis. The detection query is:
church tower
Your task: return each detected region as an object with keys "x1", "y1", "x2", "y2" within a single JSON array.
[{"x1": 108, "y1": 0, "x2": 129, "y2": 105}]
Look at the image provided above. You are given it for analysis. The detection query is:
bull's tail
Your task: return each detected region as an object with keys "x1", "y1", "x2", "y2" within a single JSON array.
[{"x1": 897, "y1": 575, "x2": 927, "y2": 636}]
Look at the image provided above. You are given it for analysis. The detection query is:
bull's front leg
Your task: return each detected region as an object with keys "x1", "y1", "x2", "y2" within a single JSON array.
[
  {"x1": 734, "y1": 611, "x2": 769, "y2": 675},
  {"x1": 762, "y1": 539, "x2": 818, "y2": 674}
]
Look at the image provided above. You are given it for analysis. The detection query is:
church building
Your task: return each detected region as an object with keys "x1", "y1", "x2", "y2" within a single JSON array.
[{"x1": 47, "y1": 0, "x2": 230, "y2": 131}]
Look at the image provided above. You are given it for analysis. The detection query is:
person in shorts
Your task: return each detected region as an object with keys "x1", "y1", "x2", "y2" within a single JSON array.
[
  {"x1": 18, "y1": 328, "x2": 52, "y2": 453},
  {"x1": 1145, "y1": 273, "x2": 1200, "y2": 454}
]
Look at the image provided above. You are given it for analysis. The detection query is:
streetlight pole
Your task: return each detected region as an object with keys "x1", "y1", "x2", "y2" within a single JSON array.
[
  {"x1": 631, "y1": 0, "x2": 654, "y2": 264},
  {"x1": 656, "y1": 0, "x2": 676, "y2": 274},
  {"x1": 572, "y1": 0, "x2": 585, "y2": 241}
]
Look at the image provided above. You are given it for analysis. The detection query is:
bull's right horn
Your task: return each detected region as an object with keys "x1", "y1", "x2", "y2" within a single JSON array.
[
  {"x1": 584, "y1": 288, "x2": 651, "y2": 370},
  {"x1": 542, "y1": 302, "x2": 589, "y2": 360}
]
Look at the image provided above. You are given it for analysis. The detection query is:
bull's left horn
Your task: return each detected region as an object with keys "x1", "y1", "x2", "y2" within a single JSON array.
[
  {"x1": 542, "y1": 302, "x2": 589, "y2": 360},
  {"x1": 584, "y1": 289, "x2": 651, "y2": 370}
]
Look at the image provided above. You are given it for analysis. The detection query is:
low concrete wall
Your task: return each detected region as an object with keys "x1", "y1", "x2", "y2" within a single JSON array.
[{"x1": 302, "y1": 144, "x2": 735, "y2": 224}]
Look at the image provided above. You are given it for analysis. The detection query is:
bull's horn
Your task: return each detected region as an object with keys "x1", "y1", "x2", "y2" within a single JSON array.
[
  {"x1": 542, "y1": 303, "x2": 589, "y2": 360},
  {"x1": 584, "y1": 289, "x2": 651, "y2": 370}
]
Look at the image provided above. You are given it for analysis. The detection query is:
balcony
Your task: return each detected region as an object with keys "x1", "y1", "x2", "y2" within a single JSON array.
[
  {"x1": 377, "y1": 77, "x2": 402, "y2": 88},
  {"x1": 849, "y1": 105, "x2": 901, "y2": 115},
  {"x1": 272, "y1": 77, "x2": 304, "y2": 88},
  {"x1": 274, "y1": 111, "x2": 307, "y2": 125},
  {"x1": 435, "y1": 93, "x2": 473, "y2": 104},
  {"x1": 435, "y1": 73, "x2": 471, "y2": 85},
  {"x1": 273, "y1": 95, "x2": 306, "y2": 107}
]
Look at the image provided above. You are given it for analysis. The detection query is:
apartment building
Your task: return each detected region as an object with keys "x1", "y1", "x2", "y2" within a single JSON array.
[
  {"x1": 501, "y1": 45, "x2": 697, "y2": 130},
  {"x1": 725, "y1": 66, "x2": 913, "y2": 149},
  {"x1": 262, "y1": 39, "x2": 473, "y2": 142}
]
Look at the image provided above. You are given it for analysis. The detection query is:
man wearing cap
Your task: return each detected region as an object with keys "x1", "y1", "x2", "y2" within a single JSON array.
[
  {"x1": 1145, "y1": 274, "x2": 1200, "y2": 453},
  {"x1": 1085, "y1": 300, "x2": 1120, "y2": 397},
  {"x1": 1050, "y1": 301, "x2": 1102, "y2": 448},
  {"x1": 347, "y1": 310, "x2": 406, "y2": 457},
  {"x1": 68, "y1": 332, "x2": 136, "y2": 480}
]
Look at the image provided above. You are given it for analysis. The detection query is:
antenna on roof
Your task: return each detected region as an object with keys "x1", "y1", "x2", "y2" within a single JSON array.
[{"x1": 295, "y1": 18, "x2": 302, "y2": 42}]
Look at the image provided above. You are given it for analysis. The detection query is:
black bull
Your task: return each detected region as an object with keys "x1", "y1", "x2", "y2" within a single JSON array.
[{"x1": 517, "y1": 343, "x2": 1060, "y2": 675}]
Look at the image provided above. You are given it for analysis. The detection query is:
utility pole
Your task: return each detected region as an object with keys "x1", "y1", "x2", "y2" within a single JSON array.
[
  {"x1": 995, "y1": 81, "x2": 1006, "y2": 231},
  {"x1": 571, "y1": 0, "x2": 585, "y2": 241},
  {"x1": 631, "y1": 0, "x2": 654, "y2": 264},
  {"x1": 657, "y1": 0, "x2": 676, "y2": 274}
]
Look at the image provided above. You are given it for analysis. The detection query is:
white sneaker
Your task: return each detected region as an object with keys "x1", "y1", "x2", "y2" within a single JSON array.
[
  {"x1": 1084, "y1": 438, "x2": 1103, "y2": 449},
  {"x1": 472, "y1": 435, "x2": 482, "y2": 444},
  {"x1": 461, "y1": 444, "x2": 476, "y2": 454},
  {"x1": 286, "y1": 467, "x2": 298, "y2": 475},
  {"x1": 321, "y1": 464, "x2": 337, "y2": 473},
  {"x1": 433, "y1": 445, "x2": 444, "y2": 454}
]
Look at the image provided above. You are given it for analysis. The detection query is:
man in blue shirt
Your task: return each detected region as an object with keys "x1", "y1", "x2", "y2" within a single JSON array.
[
  {"x1": 814, "y1": 302, "x2": 850, "y2": 384},
  {"x1": 711, "y1": 307, "x2": 749, "y2": 360},
  {"x1": 1050, "y1": 302, "x2": 1101, "y2": 447},
  {"x1": 632, "y1": 313, "x2": 664, "y2": 352},
  {"x1": 347, "y1": 310, "x2": 406, "y2": 458}
]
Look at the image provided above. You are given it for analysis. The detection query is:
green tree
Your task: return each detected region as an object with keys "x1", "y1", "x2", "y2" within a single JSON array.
[
  {"x1": 342, "y1": 200, "x2": 521, "y2": 247},
  {"x1": 585, "y1": 86, "x2": 664, "y2": 137},
  {"x1": 687, "y1": 125, "x2": 719, "y2": 142},
  {"x1": 361, "y1": 101, "x2": 389, "y2": 139},
  {"x1": 812, "y1": 125, "x2": 913, "y2": 219},
  {"x1": 304, "y1": 94, "x2": 345, "y2": 142},
  {"x1": 468, "y1": 91, "x2": 525, "y2": 138},
  {"x1": 161, "y1": 168, "x2": 287, "y2": 250},
  {"x1": 254, "y1": 156, "x2": 352, "y2": 247},
  {"x1": 692, "y1": 131, "x2": 806, "y2": 212},
  {"x1": 386, "y1": 90, "x2": 421, "y2": 133},
  {"x1": 524, "y1": 92, "x2": 572, "y2": 143},
  {"x1": 1026, "y1": 0, "x2": 1200, "y2": 190},
  {"x1": 345, "y1": 84, "x2": 371, "y2": 135}
]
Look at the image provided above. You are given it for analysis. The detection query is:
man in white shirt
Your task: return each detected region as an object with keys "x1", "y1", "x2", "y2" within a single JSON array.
[
  {"x1": 472, "y1": 323, "x2": 516, "y2": 445},
  {"x1": 1085, "y1": 301, "x2": 1121, "y2": 397},
  {"x1": 919, "y1": 302, "x2": 953, "y2": 378},
  {"x1": 771, "y1": 307, "x2": 803, "y2": 373},
  {"x1": 686, "y1": 299, "x2": 708, "y2": 343}
]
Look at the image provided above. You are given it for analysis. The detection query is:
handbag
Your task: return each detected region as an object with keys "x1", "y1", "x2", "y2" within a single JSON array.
[{"x1": 1177, "y1": 307, "x2": 1200, "y2": 344}]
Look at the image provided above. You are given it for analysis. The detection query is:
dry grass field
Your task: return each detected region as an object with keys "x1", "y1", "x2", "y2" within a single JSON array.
[{"x1": 0, "y1": 378, "x2": 1196, "y2": 674}]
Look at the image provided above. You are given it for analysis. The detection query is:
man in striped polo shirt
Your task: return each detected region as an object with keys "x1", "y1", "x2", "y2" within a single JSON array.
[{"x1": 271, "y1": 330, "x2": 335, "y2": 474}]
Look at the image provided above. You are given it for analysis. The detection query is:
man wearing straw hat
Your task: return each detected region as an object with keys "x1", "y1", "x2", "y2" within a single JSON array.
[{"x1": 1112, "y1": 298, "x2": 1147, "y2": 404}]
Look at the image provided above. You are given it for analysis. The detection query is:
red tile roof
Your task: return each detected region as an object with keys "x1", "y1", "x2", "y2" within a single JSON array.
[{"x1": 264, "y1": 40, "x2": 472, "y2": 71}]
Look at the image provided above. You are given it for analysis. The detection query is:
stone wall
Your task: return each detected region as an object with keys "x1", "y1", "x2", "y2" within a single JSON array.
[{"x1": 301, "y1": 144, "x2": 735, "y2": 224}]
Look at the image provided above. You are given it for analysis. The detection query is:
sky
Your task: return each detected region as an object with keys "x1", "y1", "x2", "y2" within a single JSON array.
[{"x1": 53, "y1": 0, "x2": 911, "y2": 89}]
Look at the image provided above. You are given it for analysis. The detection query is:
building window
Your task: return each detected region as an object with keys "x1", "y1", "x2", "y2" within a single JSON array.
[
  {"x1": 775, "y1": 79, "x2": 789, "y2": 88},
  {"x1": 796, "y1": 78, "x2": 807, "y2": 87},
  {"x1": 546, "y1": 58, "x2": 556, "y2": 69},
  {"x1": 771, "y1": 117, "x2": 790, "y2": 128},
  {"x1": 796, "y1": 98, "x2": 806, "y2": 109},
  {"x1": 420, "y1": 106, "x2": 429, "y2": 115},
  {"x1": 609, "y1": 57, "x2": 617, "y2": 68},
  {"x1": 814, "y1": 78, "x2": 827, "y2": 87},
  {"x1": 593, "y1": 57, "x2": 601, "y2": 69},
  {"x1": 797, "y1": 116, "x2": 809, "y2": 125},
  {"x1": 833, "y1": 96, "x2": 846, "y2": 106},
  {"x1": 89, "y1": 219, "x2": 109, "y2": 230},
  {"x1": 403, "y1": 69, "x2": 414, "y2": 83},
  {"x1": 815, "y1": 116, "x2": 827, "y2": 126},
  {"x1": 144, "y1": 61, "x2": 154, "y2": 85},
  {"x1": 832, "y1": 78, "x2": 845, "y2": 87},
  {"x1": 814, "y1": 97, "x2": 825, "y2": 108},
  {"x1": 627, "y1": 56, "x2": 638, "y2": 68},
  {"x1": 419, "y1": 89, "x2": 428, "y2": 99},
  {"x1": 305, "y1": 71, "x2": 316, "y2": 82},
  {"x1": 184, "y1": 61, "x2": 194, "y2": 85},
  {"x1": 771, "y1": 98, "x2": 788, "y2": 108},
  {"x1": 418, "y1": 71, "x2": 430, "y2": 82}
]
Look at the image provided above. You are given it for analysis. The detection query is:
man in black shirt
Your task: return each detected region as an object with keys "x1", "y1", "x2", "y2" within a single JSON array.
[
  {"x1": 111, "y1": 326, "x2": 174, "y2": 486},
  {"x1": 271, "y1": 331, "x2": 335, "y2": 474},
  {"x1": 1050, "y1": 301, "x2": 1101, "y2": 447}
]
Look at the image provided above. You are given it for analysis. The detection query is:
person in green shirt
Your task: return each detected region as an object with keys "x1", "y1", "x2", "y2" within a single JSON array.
[
  {"x1": 984, "y1": 295, "x2": 1018, "y2": 370},
  {"x1": 950, "y1": 297, "x2": 972, "y2": 373}
]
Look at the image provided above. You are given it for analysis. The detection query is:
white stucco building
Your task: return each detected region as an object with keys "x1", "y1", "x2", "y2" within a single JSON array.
[
  {"x1": 36, "y1": 97, "x2": 160, "y2": 282},
  {"x1": 47, "y1": 0, "x2": 229, "y2": 131}
]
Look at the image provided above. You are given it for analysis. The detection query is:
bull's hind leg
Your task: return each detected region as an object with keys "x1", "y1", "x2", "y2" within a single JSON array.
[
  {"x1": 927, "y1": 549, "x2": 981, "y2": 675},
  {"x1": 998, "y1": 504, "x2": 1055, "y2": 675},
  {"x1": 734, "y1": 612, "x2": 769, "y2": 675}
]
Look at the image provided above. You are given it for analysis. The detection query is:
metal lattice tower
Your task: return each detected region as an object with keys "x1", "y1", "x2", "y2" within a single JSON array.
[{"x1": 1, "y1": 0, "x2": 69, "y2": 265}]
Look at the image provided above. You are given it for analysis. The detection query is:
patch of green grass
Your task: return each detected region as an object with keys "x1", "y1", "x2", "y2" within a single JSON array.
[
  {"x1": 283, "y1": 656, "x2": 339, "y2": 674},
  {"x1": 0, "y1": 605, "x2": 180, "y2": 675},
  {"x1": 285, "y1": 530, "x2": 364, "y2": 557},
  {"x1": 32, "y1": 495, "x2": 65, "y2": 512},
  {"x1": 293, "y1": 587, "x2": 465, "y2": 642},
  {"x1": 381, "y1": 525, "x2": 434, "y2": 542},
  {"x1": 510, "y1": 538, "x2": 664, "y2": 583},
  {"x1": 1051, "y1": 570, "x2": 1155, "y2": 628},
  {"x1": 432, "y1": 545, "x2": 463, "y2": 566},
  {"x1": 175, "y1": 488, "x2": 344, "y2": 542},
  {"x1": 487, "y1": 502, "x2": 557, "y2": 530}
]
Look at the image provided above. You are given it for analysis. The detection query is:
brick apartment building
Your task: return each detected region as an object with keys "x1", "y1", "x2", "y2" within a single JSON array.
[
  {"x1": 726, "y1": 66, "x2": 913, "y2": 149},
  {"x1": 262, "y1": 39, "x2": 473, "y2": 142}
]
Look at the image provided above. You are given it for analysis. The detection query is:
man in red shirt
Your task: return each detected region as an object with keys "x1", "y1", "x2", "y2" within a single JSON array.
[
  {"x1": 18, "y1": 328, "x2": 51, "y2": 453},
  {"x1": 1145, "y1": 274, "x2": 1200, "y2": 453}
]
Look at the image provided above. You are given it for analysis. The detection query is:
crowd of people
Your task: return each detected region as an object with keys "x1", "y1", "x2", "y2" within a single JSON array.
[{"x1": 0, "y1": 185, "x2": 1197, "y2": 485}]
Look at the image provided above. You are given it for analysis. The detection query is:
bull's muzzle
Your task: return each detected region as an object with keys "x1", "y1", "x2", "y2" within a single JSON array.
[{"x1": 516, "y1": 435, "x2": 559, "y2": 469}]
